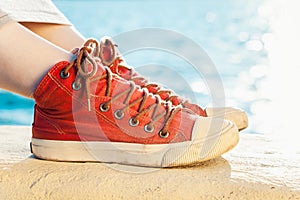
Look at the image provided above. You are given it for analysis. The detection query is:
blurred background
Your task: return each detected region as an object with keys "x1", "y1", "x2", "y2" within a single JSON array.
[{"x1": 1, "y1": 0, "x2": 299, "y2": 142}]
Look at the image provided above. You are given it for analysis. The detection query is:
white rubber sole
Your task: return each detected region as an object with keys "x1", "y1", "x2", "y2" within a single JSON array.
[{"x1": 31, "y1": 117, "x2": 239, "y2": 167}]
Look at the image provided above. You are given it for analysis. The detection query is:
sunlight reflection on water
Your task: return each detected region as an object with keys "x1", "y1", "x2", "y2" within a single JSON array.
[{"x1": 245, "y1": 0, "x2": 300, "y2": 146}]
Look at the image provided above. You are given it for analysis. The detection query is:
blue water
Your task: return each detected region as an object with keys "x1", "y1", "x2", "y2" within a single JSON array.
[{"x1": 0, "y1": 0, "x2": 269, "y2": 132}]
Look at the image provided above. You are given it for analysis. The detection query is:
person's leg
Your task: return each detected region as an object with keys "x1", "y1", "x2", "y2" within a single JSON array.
[
  {"x1": 20, "y1": 22, "x2": 85, "y2": 51},
  {"x1": 0, "y1": 21, "x2": 74, "y2": 98}
]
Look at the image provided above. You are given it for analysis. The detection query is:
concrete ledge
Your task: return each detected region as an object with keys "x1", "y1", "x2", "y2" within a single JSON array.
[{"x1": 0, "y1": 126, "x2": 299, "y2": 199}]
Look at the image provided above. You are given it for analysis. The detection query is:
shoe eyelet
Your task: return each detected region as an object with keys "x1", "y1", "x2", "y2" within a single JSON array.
[
  {"x1": 159, "y1": 131, "x2": 169, "y2": 138},
  {"x1": 99, "y1": 103, "x2": 110, "y2": 112},
  {"x1": 60, "y1": 68, "x2": 70, "y2": 79},
  {"x1": 144, "y1": 124, "x2": 154, "y2": 133},
  {"x1": 129, "y1": 117, "x2": 139, "y2": 127},
  {"x1": 114, "y1": 110, "x2": 124, "y2": 119},
  {"x1": 72, "y1": 82, "x2": 82, "y2": 91}
]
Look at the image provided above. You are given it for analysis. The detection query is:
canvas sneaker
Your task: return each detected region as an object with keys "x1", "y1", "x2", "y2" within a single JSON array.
[
  {"x1": 97, "y1": 36, "x2": 248, "y2": 131},
  {"x1": 31, "y1": 39, "x2": 239, "y2": 167}
]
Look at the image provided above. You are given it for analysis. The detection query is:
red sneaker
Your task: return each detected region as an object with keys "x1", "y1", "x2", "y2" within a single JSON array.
[
  {"x1": 98, "y1": 36, "x2": 248, "y2": 131},
  {"x1": 31, "y1": 39, "x2": 239, "y2": 167}
]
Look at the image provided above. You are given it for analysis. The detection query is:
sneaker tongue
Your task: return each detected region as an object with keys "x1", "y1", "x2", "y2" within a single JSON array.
[
  {"x1": 99, "y1": 36, "x2": 117, "y2": 66},
  {"x1": 102, "y1": 46, "x2": 114, "y2": 63}
]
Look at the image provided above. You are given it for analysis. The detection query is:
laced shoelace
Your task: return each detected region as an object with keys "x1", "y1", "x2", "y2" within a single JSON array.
[
  {"x1": 62, "y1": 39, "x2": 182, "y2": 137},
  {"x1": 98, "y1": 37, "x2": 191, "y2": 108}
]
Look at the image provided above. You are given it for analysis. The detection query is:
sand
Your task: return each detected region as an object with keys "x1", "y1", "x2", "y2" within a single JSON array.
[{"x1": 0, "y1": 126, "x2": 299, "y2": 200}]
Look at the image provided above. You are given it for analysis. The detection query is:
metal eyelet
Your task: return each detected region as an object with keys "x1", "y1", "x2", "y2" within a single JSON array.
[
  {"x1": 114, "y1": 110, "x2": 124, "y2": 120},
  {"x1": 72, "y1": 82, "x2": 82, "y2": 91},
  {"x1": 60, "y1": 68, "x2": 70, "y2": 79},
  {"x1": 144, "y1": 124, "x2": 154, "y2": 133},
  {"x1": 99, "y1": 103, "x2": 110, "y2": 112},
  {"x1": 129, "y1": 117, "x2": 139, "y2": 127},
  {"x1": 159, "y1": 131, "x2": 169, "y2": 138}
]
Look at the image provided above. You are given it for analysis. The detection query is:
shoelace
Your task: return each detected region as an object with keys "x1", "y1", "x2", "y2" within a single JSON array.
[
  {"x1": 62, "y1": 39, "x2": 183, "y2": 137},
  {"x1": 98, "y1": 37, "x2": 196, "y2": 110}
]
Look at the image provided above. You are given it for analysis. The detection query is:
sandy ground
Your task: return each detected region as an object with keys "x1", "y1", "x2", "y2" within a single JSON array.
[{"x1": 0, "y1": 126, "x2": 299, "y2": 200}]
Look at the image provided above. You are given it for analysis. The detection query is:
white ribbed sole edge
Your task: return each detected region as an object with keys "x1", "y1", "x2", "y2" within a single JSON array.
[{"x1": 31, "y1": 118, "x2": 239, "y2": 167}]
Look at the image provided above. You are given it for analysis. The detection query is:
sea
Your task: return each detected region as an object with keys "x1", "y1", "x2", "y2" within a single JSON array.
[{"x1": 0, "y1": 0, "x2": 273, "y2": 134}]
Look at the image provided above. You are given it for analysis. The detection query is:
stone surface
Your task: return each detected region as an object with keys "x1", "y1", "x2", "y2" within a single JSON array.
[{"x1": 0, "y1": 126, "x2": 299, "y2": 200}]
